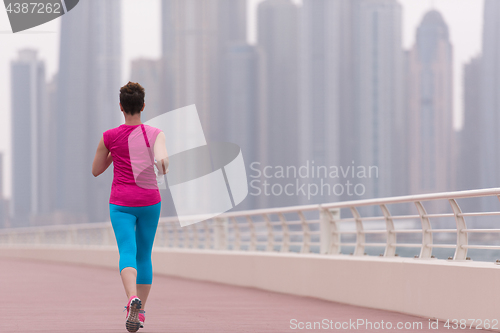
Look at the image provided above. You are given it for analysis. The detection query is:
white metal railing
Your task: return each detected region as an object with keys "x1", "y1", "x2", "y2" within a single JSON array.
[{"x1": 3, "y1": 188, "x2": 500, "y2": 262}]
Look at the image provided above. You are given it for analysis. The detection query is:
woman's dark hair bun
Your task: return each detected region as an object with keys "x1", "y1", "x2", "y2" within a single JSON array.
[{"x1": 120, "y1": 81, "x2": 145, "y2": 115}]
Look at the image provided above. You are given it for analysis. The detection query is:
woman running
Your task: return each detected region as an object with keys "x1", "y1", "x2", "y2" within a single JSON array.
[{"x1": 92, "y1": 81, "x2": 169, "y2": 332}]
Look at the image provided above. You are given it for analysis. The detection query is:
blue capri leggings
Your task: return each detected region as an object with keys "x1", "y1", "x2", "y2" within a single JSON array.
[{"x1": 109, "y1": 202, "x2": 161, "y2": 284}]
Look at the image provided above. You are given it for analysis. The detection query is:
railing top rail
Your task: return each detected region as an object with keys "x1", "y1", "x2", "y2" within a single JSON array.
[
  {"x1": 215, "y1": 187, "x2": 500, "y2": 219},
  {"x1": 2, "y1": 187, "x2": 500, "y2": 233},
  {"x1": 159, "y1": 213, "x2": 214, "y2": 224},
  {"x1": 159, "y1": 203, "x2": 321, "y2": 222},
  {"x1": 320, "y1": 187, "x2": 500, "y2": 210},
  {"x1": 220, "y1": 203, "x2": 321, "y2": 217},
  {"x1": 0, "y1": 220, "x2": 112, "y2": 234}
]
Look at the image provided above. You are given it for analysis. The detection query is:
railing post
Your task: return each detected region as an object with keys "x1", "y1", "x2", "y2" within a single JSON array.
[
  {"x1": 415, "y1": 201, "x2": 433, "y2": 259},
  {"x1": 319, "y1": 206, "x2": 340, "y2": 254},
  {"x1": 192, "y1": 224, "x2": 199, "y2": 249},
  {"x1": 38, "y1": 230, "x2": 45, "y2": 245},
  {"x1": 155, "y1": 222, "x2": 162, "y2": 247},
  {"x1": 230, "y1": 217, "x2": 240, "y2": 251},
  {"x1": 298, "y1": 211, "x2": 310, "y2": 253},
  {"x1": 262, "y1": 214, "x2": 274, "y2": 251},
  {"x1": 183, "y1": 225, "x2": 190, "y2": 248},
  {"x1": 213, "y1": 217, "x2": 228, "y2": 250},
  {"x1": 173, "y1": 223, "x2": 179, "y2": 248},
  {"x1": 201, "y1": 220, "x2": 209, "y2": 249},
  {"x1": 278, "y1": 213, "x2": 290, "y2": 252},
  {"x1": 106, "y1": 225, "x2": 116, "y2": 246},
  {"x1": 66, "y1": 228, "x2": 77, "y2": 245},
  {"x1": 380, "y1": 204, "x2": 396, "y2": 257},
  {"x1": 246, "y1": 216, "x2": 257, "y2": 251},
  {"x1": 449, "y1": 199, "x2": 468, "y2": 260},
  {"x1": 350, "y1": 207, "x2": 365, "y2": 256},
  {"x1": 165, "y1": 223, "x2": 172, "y2": 247},
  {"x1": 163, "y1": 224, "x2": 169, "y2": 248},
  {"x1": 7, "y1": 232, "x2": 14, "y2": 245},
  {"x1": 35, "y1": 231, "x2": 42, "y2": 245}
]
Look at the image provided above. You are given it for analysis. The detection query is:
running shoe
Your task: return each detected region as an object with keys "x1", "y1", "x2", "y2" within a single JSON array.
[
  {"x1": 124, "y1": 295, "x2": 142, "y2": 332},
  {"x1": 138, "y1": 310, "x2": 146, "y2": 329}
]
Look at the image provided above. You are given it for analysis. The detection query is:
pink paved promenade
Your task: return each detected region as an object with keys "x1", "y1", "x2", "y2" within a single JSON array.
[{"x1": 1, "y1": 257, "x2": 475, "y2": 332}]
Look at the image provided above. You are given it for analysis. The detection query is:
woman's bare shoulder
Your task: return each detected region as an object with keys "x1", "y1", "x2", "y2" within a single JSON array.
[{"x1": 104, "y1": 125, "x2": 123, "y2": 134}]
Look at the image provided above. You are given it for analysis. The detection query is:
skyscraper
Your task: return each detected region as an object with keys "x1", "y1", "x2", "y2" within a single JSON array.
[
  {"x1": 224, "y1": 43, "x2": 267, "y2": 210},
  {"x1": 407, "y1": 10, "x2": 455, "y2": 206},
  {"x1": 130, "y1": 58, "x2": 163, "y2": 122},
  {"x1": 299, "y1": 0, "x2": 404, "y2": 209},
  {"x1": 0, "y1": 152, "x2": 9, "y2": 228},
  {"x1": 354, "y1": 0, "x2": 404, "y2": 204},
  {"x1": 300, "y1": 0, "x2": 355, "y2": 205},
  {"x1": 38, "y1": 74, "x2": 58, "y2": 219},
  {"x1": 480, "y1": 0, "x2": 500, "y2": 204},
  {"x1": 0, "y1": 153, "x2": 3, "y2": 202},
  {"x1": 56, "y1": 0, "x2": 121, "y2": 223},
  {"x1": 161, "y1": 0, "x2": 247, "y2": 142},
  {"x1": 457, "y1": 56, "x2": 482, "y2": 213},
  {"x1": 257, "y1": 0, "x2": 300, "y2": 208},
  {"x1": 458, "y1": 56, "x2": 482, "y2": 192},
  {"x1": 10, "y1": 49, "x2": 46, "y2": 227}
]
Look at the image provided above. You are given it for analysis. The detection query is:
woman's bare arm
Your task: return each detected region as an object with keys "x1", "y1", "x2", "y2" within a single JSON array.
[
  {"x1": 92, "y1": 136, "x2": 113, "y2": 177},
  {"x1": 153, "y1": 131, "x2": 169, "y2": 174}
]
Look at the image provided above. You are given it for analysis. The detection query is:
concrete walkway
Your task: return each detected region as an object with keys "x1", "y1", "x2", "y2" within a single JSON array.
[{"x1": 1, "y1": 257, "x2": 474, "y2": 332}]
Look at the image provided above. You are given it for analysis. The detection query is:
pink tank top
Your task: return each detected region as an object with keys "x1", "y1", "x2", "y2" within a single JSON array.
[{"x1": 103, "y1": 124, "x2": 162, "y2": 207}]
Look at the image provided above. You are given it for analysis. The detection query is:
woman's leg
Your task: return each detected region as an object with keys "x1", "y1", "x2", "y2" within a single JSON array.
[
  {"x1": 110, "y1": 204, "x2": 139, "y2": 299},
  {"x1": 121, "y1": 267, "x2": 138, "y2": 299},
  {"x1": 136, "y1": 284, "x2": 152, "y2": 309},
  {"x1": 135, "y1": 202, "x2": 161, "y2": 310}
]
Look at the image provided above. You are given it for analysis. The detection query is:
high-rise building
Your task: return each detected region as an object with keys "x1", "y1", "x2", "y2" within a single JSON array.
[
  {"x1": 130, "y1": 58, "x2": 163, "y2": 122},
  {"x1": 300, "y1": 0, "x2": 404, "y2": 209},
  {"x1": 300, "y1": 0, "x2": 357, "y2": 205},
  {"x1": 161, "y1": 0, "x2": 247, "y2": 142},
  {"x1": 10, "y1": 49, "x2": 46, "y2": 227},
  {"x1": 396, "y1": 48, "x2": 412, "y2": 200},
  {"x1": 407, "y1": 10, "x2": 455, "y2": 209},
  {"x1": 0, "y1": 153, "x2": 3, "y2": 202},
  {"x1": 38, "y1": 74, "x2": 58, "y2": 218},
  {"x1": 160, "y1": 0, "x2": 247, "y2": 215},
  {"x1": 458, "y1": 56, "x2": 482, "y2": 191},
  {"x1": 480, "y1": 0, "x2": 500, "y2": 204},
  {"x1": 257, "y1": 0, "x2": 300, "y2": 208},
  {"x1": 29, "y1": 73, "x2": 62, "y2": 226},
  {"x1": 56, "y1": 0, "x2": 121, "y2": 223},
  {"x1": 457, "y1": 56, "x2": 482, "y2": 213},
  {"x1": 354, "y1": 0, "x2": 404, "y2": 205},
  {"x1": 0, "y1": 152, "x2": 9, "y2": 228},
  {"x1": 224, "y1": 43, "x2": 266, "y2": 210}
]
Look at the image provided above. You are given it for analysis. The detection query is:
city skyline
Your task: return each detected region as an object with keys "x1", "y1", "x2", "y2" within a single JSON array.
[
  {"x1": 0, "y1": 1, "x2": 485, "y2": 200},
  {"x1": 0, "y1": 0, "x2": 488, "y2": 215}
]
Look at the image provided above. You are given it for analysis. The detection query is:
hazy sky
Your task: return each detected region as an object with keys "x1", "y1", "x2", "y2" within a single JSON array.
[{"x1": 0, "y1": 0, "x2": 485, "y2": 198}]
